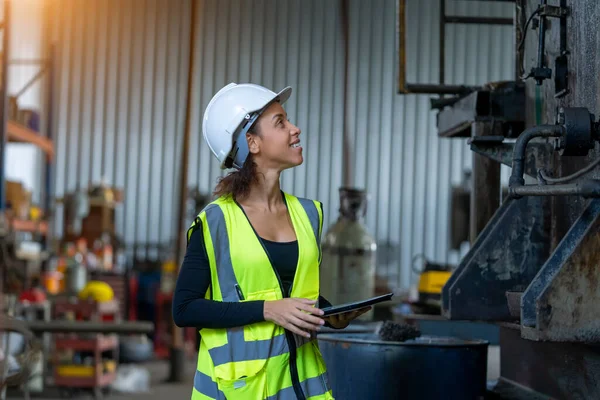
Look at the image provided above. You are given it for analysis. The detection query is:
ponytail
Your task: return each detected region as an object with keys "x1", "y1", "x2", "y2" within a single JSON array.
[{"x1": 213, "y1": 154, "x2": 259, "y2": 201}]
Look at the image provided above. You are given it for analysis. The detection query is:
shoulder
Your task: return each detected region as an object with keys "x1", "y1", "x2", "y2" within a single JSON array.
[
  {"x1": 196, "y1": 196, "x2": 236, "y2": 219},
  {"x1": 284, "y1": 192, "x2": 324, "y2": 224},
  {"x1": 284, "y1": 192, "x2": 322, "y2": 208}
]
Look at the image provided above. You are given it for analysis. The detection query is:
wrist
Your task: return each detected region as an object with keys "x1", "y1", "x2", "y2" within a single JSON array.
[{"x1": 263, "y1": 300, "x2": 273, "y2": 321}]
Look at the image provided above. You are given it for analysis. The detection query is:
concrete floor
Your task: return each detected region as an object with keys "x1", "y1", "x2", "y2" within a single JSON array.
[
  {"x1": 7, "y1": 346, "x2": 500, "y2": 399},
  {"x1": 7, "y1": 359, "x2": 197, "y2": 400}
]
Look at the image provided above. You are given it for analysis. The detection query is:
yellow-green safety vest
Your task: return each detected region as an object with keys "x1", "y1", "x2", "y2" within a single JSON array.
[{"x1": 187, "y1": 192, "x2": 334, "y2": 400}]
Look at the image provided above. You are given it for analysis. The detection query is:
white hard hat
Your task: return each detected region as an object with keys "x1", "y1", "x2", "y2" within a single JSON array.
[{"x1": 202, "y1": 82, "x2": 292, "y2": 169}]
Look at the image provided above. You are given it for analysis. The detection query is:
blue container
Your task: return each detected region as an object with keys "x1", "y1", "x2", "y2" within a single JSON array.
[{"x1": 318, "y1": 333, "x2": 489, "y2": 400}]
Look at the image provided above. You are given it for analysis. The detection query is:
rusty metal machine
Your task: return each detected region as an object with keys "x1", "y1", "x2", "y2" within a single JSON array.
[{"x1": 436, "y1": 1, "x2": 600, "y2": 398}]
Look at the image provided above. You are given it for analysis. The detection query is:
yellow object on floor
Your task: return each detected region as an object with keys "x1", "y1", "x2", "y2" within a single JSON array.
[
  {"x1": 56, "y1": 365, "x2": 95, "y2": 378},
  {"x1": 78, "y1": 281, "x2": 115, "y2": 303}
]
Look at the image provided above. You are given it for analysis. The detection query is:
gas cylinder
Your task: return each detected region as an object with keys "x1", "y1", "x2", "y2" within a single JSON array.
[{"x1": 320, "y1": 188, "x2": 377, "y2": 320}]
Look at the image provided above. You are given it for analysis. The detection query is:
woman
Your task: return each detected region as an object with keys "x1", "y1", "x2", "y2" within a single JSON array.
[{"x1": 173, "y1": 83, "x2": 369, "y2": 400}]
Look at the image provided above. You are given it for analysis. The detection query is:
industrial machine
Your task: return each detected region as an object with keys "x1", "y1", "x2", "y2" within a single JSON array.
[{"x1": 435, "y1": 1, "x2": 600, "y2": 398}]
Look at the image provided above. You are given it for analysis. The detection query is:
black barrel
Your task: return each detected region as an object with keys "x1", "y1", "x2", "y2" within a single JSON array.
[{"x1": 318, "y1": 333, "x2": 489, "y2": 400}]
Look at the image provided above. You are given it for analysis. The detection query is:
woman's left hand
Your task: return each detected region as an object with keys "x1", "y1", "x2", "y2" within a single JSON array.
[{"x1": 323, "y1": 306, "x2": 372, "y2": 329}]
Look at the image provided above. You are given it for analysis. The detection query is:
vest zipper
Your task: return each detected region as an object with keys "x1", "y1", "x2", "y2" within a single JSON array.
[{"x1": 234, "y1": 199, "x2": 306, "y2": 400}]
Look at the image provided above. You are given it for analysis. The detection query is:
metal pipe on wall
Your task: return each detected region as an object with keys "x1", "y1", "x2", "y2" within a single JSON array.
[
  {"x1": 340, "y1": 0, "x2": 352, "y2": 186},
  {"x1": 43, "y1": 47, "x2": 54, "y2": 215},
  {"x1": 439, "y1": 0, "x2": 445, "y2": 86},
  {"x1": 169, "y1": 0, "x2": 198, "y2": 384},
  {"x1": 0, "y1": 0, "x2": 11, "y2": 212},
  {"x1": 508, "y1": 124, "x2": 564, "y2": 188}
]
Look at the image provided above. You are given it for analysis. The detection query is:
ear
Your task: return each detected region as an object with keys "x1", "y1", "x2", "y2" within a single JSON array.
[{"x1": 247, "y1": 133, "x2": 260, "y2": 154}]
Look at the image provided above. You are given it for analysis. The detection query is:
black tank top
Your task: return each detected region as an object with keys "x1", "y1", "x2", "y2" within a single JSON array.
[{"x1": 261, "y1": 238, "x2": 299, "y2": 297}]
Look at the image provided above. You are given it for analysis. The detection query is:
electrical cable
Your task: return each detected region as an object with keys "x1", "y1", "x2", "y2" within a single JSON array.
[
  {"x1": 518, "y1": 7, "x2": 542, "y2": 51},
  {"x1": 539, "y1": 157, "x2": 600, "y2": 184},
  {"x1": 518, "y1": 6, "x2": 543, "y2": 79}
]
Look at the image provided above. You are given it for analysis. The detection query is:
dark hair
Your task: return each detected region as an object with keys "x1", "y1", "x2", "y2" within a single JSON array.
[
  {"x1": 213, "y1": 155, "x2": 259, "y2": 200},
  {"x1": 212, "y1": 127, "x2": 261, "y2": 200}
]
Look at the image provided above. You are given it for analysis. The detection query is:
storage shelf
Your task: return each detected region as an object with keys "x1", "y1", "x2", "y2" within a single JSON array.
[
  {"x1": 11, "y1": 218, "x2": 48, "y2": 234},
  {"x1": 54, "y1": 371, "x2": 116, "y2": 388},
  {"x1": 7, "y1": 120, "x2": 54, "y2": 159},
  {"x1": 54, "y1": 334, "x2": 118, "y2": 352}
]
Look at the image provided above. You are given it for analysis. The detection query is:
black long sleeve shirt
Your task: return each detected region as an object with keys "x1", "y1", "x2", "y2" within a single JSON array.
[{"x1": 172, "y1": 227, "x2": 331, "y2": 329}]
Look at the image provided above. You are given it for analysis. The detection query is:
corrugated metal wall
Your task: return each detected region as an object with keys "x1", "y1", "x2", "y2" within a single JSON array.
[
  {"x1": 48, "y1": 0, "x2": 192, "y2": 260},
  {"x1": 188, "y1": 0, "x2": 515, "y2": 290},
  {"x1": 40, "y1": 0, "x2": 514, "y2": 287}
]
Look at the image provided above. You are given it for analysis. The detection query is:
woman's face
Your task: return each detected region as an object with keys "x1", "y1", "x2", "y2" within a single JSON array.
[{"x1": 247, "y1": 102, "x2": 303, "y2": 171}]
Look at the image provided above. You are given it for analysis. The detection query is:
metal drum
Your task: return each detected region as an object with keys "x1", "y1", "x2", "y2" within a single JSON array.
[{"x1": 318, "y1": 333, "x2": 489, "y2": 400}]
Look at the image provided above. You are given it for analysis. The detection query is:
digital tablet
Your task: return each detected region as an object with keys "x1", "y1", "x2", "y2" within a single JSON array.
[{"x1": 321, "y1": 293, "x2": 394, "y2": 317}]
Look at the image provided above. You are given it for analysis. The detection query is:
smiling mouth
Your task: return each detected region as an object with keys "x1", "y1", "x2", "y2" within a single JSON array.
[{"x1": 290, "y1": 142, "x2": 301, "y2": 148}]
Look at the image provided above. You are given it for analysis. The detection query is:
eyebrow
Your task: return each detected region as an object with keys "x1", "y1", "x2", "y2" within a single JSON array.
[{"x1": 271, "y1": 113, "x2": 286, "y2": 122}]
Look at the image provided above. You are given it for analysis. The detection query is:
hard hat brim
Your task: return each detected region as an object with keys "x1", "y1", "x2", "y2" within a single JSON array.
[{"x1": 275, "y1": 86, "x2": 292, "y2": 105}]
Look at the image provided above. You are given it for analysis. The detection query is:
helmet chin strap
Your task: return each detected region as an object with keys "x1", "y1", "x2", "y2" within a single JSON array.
[
  {"x1": 227, "y1": 98, "x2": 282, "y2": 170},
  {"x1": 230, "y1": 112, "x2": 260, "y2": 170}
]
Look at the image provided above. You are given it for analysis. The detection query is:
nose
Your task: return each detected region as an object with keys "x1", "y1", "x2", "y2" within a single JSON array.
[{"x1": 290, "y1": 122, "x2": 301, "y2": 136}]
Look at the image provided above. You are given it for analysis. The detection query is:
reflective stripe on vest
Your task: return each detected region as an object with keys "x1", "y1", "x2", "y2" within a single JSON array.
[
  {"x1": 266, "y1": 373, "x2": 331, "y2": 400},
  {"x1": 193, "y1": 370, "x2": 330, "y2": 400},
  {"x1": 193, "y1": 370, "x2": 224, "y2": 400},
  {"x1": 189, "y1": 193, "x2": 330, "y2": 399},
  {"x1": 205, "y1": 204, "x2": 237, "y2": 302},
  {"x1": 296, "y1": 196, "x2": 323, "y2": 261},
  {"x1": 209, "y1": 329, "x2": 288, "y2": 366}
]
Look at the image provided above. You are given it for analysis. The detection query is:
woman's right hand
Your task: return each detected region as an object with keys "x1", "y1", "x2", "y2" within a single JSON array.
[{"x1": 263, "y1": 298, "x2": 325, "y2": 338}]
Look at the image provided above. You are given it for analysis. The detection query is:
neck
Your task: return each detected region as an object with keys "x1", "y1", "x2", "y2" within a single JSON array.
[{"x1": 243, "y1": 168, "x2": 283, "y2": 210}]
